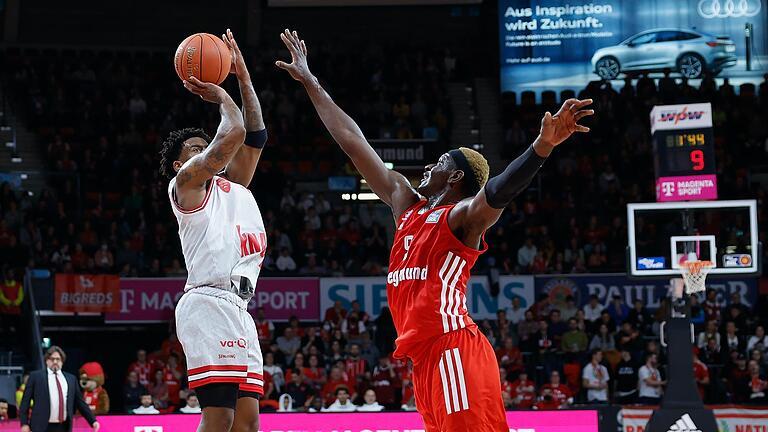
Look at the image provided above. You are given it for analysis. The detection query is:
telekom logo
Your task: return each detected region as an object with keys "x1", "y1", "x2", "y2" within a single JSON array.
[
  {"x1": 236, "y1": 225, "x2": 266, "y2": 258},
  {"x1": 662, "y1": 182, "x2": 676, "y2": 196}
]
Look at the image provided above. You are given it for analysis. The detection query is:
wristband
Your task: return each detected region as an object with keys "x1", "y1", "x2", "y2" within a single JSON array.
[{"x1": 244, "y1": 129, "x2": 268, "y2": 149}]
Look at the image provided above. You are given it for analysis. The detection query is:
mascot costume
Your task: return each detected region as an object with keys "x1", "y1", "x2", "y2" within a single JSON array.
[{"x1": 79, "y1": 362, "x2": 110, "y2": 415}]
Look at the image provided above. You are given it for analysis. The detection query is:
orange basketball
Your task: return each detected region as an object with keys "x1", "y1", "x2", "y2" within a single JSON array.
[{"x1": 174, "y1": 33, "x2": 231, "y2": 85}]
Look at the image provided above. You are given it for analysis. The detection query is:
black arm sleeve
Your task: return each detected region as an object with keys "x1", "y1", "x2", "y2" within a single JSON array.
[{"x1": 483, "y1": 145, "x2": 547, "y2": 209}]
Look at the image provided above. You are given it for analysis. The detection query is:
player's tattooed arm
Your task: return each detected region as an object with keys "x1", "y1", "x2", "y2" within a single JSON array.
[
  {"x1": 221, "y1": 28, "x2": 266, "y2": 188},
  {"x1": 450, "y1": 99, "x2": 593, "y2": 249},
  {"x1": 175, "y1": 78, "x2": 246, "y2": 209},
  {"x1": 276, "y1": 28, "x2": 420, "y2": 217}
]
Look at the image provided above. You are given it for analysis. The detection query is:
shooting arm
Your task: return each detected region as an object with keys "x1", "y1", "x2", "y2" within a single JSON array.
[
  {"x1": 222, "y1": 75, "x2": 265, "y2": 187},
  {"x1": 175, "y1": 94, "x2": 246, "y2": 209}
]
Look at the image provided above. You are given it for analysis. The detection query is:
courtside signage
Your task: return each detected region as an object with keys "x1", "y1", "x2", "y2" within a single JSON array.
[
  {"x1": 22, "y1": 410, "x2": 599, "y2": 432},
  {"x1": 320, "y1": 276, "x2": 534, "y2": 320}
]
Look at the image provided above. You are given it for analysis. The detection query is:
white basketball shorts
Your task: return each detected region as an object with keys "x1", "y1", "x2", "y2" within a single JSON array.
[{"x1": 175, "y1": 287, "x2": 264, "y2": 394}]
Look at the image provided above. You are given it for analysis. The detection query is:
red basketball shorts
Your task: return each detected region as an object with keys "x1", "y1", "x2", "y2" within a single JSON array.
[{"x1": 411, "y1": 328, "x2": 508, "y2": 431}]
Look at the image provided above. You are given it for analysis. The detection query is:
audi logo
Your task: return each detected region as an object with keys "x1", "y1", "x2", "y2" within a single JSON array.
[{"x1": 698, "y1": 0, "x2": 762, "y2": 18}]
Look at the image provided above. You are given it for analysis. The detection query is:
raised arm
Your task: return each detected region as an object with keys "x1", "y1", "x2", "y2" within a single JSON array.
[
  {"x1": 221, "y1": 29, "x2": 267, "y2": 188},
  {"x1": 174, "y1": 77, "x2": 246, "y2": 210},
  {"x1": 449, "y1": 99, "x2": 593, "y2": 246},
  {"x1": 276, "y1": 29, "x2": 420, "y2": 216}
]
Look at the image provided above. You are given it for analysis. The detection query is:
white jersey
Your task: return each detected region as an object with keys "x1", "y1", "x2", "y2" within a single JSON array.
[{"x1": 168, "y1": 175, "x2": 266, "y2": 299}]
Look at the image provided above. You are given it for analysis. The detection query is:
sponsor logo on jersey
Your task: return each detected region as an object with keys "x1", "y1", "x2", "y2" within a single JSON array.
[
  {"x1": 236, "y1": 225, "x2": 267, "y2": 258},
  {"x1": 387, "y1": 266, "x2": 428, "y2": 287},
  {"x1": 219, "y1": 338, "x2": 247, "y2": 348},
  {"x1": 637, "y1": 257, "x2": 666, "y2": 269},
  {"x1": 723, "y1": 253, "x2": 752, "y2": 267},
  {"x1": 426, "y1": 208, "x2": 444, "y2": 223},
  {"x1": 216, "y1": 177, "x2": 231, "y2": 193}
]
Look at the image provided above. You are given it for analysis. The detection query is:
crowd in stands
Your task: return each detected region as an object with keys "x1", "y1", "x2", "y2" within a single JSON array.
[
  {"x1": 112, "y1": 291, "x2": 767, "y2": 414},
  {"x1": 1, "y1": 63, "x2": 766, "y2": 279},
  {"x1": 1, "y1": 31, "x2": 764, "y2": 280}
]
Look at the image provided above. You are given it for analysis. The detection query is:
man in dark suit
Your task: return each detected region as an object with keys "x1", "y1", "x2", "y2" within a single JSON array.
[{"x1": 19, "y1": 346, "x2": 100, "y2": 432}]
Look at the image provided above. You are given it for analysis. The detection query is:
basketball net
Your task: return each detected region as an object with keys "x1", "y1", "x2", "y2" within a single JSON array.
[{"x1": 680, "y1": 260, "x2": 714, "y2": 294}]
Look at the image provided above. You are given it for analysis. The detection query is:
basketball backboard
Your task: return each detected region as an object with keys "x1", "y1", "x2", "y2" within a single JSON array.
[{"x1": 627, "y1": 200, "x2": 759, "y2": 277}]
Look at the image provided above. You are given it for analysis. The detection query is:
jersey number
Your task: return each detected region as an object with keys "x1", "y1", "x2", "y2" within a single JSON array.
[{"x1": 403, "y1": 235, "x2": 414, "y2": 261}]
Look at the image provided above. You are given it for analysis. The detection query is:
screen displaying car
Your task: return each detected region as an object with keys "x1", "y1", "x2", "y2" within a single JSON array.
[{"x1": 591, "y1": 29, "x2": 736, "y2": 80}]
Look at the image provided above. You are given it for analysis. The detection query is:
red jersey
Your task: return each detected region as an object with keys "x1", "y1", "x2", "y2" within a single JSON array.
[
  {"x1": 511, "y1": 379, "x2": 536, "y2": 408},
  {"x1": 128, "y1": 361, "x2": 153, "y2": 387},
  {"x1": 540, "y1": 383, "x2": 572, "y2": 407},
  {"x1": 83, "y1": 387, "x2": 106, "y2": 413},
  {"x1": 255, "y1": 319, "x2": 274, "y2": 341},
  {"x1": 345, "y1": 357, "x2": 368, "y2": 379},
  {"x1": 388, "y1": 202, "x2": 485, "y2": 359},
  {"x1": 163, "y1": 366, "x2": 181, "y2": 405},
  {"x1": 693, "y1": 360, "x2": 709, "y2": 398}
]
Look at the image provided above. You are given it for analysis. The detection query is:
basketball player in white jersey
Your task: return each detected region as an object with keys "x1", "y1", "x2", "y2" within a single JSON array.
[{"x1": 159, "y1": 30, "x2": 266, "y2": 432}]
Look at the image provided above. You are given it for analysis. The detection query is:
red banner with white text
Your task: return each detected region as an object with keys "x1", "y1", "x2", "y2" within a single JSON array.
[{"x1": 54, "y1": 274, "x2": 121, "y2": 313}]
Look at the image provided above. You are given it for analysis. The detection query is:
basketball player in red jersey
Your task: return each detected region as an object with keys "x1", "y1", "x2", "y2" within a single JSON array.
[{"x1": 277, "y1": 29, "x2": 593, "y2": 430}]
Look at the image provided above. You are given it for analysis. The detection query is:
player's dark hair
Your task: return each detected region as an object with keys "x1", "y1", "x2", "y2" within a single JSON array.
[{"x1": 159, "y1": 128, "x2": 211, "y2": 179}]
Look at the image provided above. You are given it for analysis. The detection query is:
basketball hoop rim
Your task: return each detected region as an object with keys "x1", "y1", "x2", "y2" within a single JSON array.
[{"x1": 680, "y1": 260, "x2": 714, "y2": 275}]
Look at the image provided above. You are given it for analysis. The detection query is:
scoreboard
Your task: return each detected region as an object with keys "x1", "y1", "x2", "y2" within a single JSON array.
[{"x1": 650, "y1": 103, "x2": 718, "y2": 202}]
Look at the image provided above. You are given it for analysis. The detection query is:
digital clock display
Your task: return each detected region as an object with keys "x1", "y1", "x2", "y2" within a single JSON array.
[
  {"x1": 653, "y1": 129, "x2": 715, "y2": 176},
  {"x1": 665, "y1": 133, "x2": 706, "y2": 148}
]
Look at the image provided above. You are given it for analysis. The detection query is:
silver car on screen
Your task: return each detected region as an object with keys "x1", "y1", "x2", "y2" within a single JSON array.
[{"x1": 591, "y1": 28, "x2": 736, "y2": 80}]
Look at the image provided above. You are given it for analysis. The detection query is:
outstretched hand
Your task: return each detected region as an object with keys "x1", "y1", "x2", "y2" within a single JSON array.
[
  {"x1": 539, "y1": 98, "x2": 594, "y2": 147},
  {"x1": 275, "y1": 29, "x2": 312, "y2": 83},
  {"x1": 222, "y1": 28, "x2": 249, "y2": 80}
]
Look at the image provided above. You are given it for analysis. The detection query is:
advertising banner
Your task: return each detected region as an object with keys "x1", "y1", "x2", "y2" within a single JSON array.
[
  {"x1": 656, "y1": 174, "x2": 719, "y2": 201},
  {"x1": 621, "y1": 406, "x2": 768, "y2": 432},
  {"x1": 319, "y1": 276, "x2": 534, "y2": 320},
  {"x1": 498, "y1": 0, "x2": 768, "y2": 97},
  {"x1": 105, "y1": 278, "x2": 319, "y2": 322},
  {"x1": 7, "y1": 409, "x2": 599, "y2": 432},
  {"x1": 54, "y1": 274, "x2": 120, "y2": 313},
  {"x1": 535, "y1": 273, "x2": 758, "y2": 310}
]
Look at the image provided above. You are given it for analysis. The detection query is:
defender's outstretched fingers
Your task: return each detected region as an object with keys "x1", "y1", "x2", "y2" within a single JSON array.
[
  {"x1": 575, "y1": 110, "x2": 595, "y2": 121},
  {"x1": 279, "y1": 33, "x2": 299, "y2": 62},
  {"x1": 574, "y1": 98, "x2": 594, "y2": 109}
]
